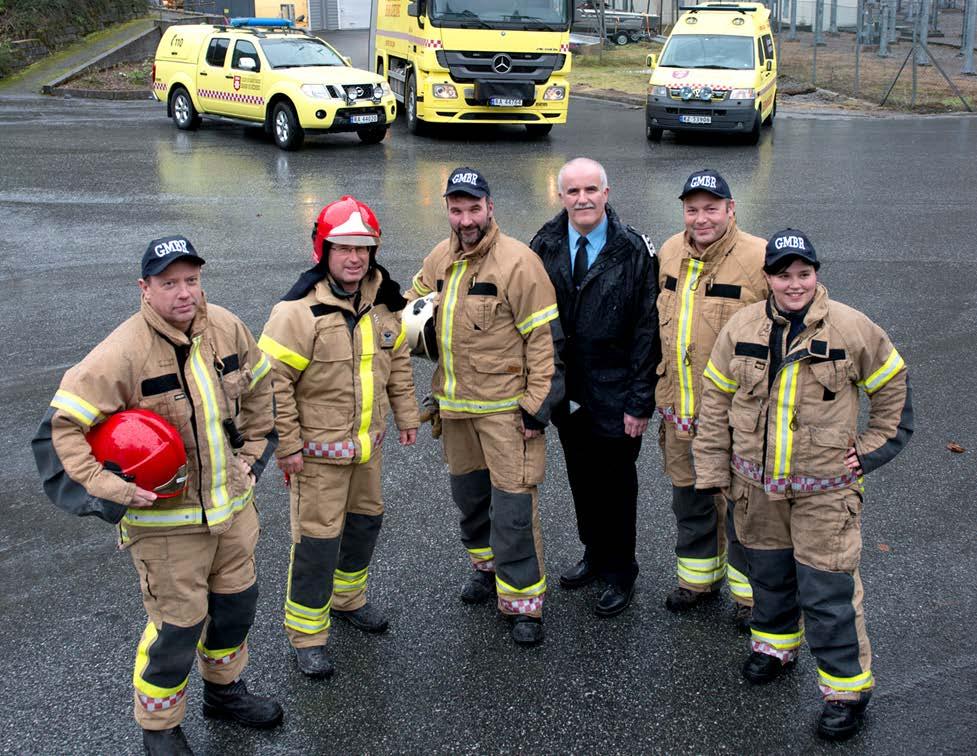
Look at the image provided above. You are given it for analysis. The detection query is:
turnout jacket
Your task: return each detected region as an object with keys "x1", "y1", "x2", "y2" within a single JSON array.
[
  {"x1": 655, "y1": 220, "x2": 768, "y2": 438},
  {"x1": 694, "y1": 285, "x2": 913, "y2": 498},
  {"x1": 410, "y1": 220, "x2": 564, "y2": 424},
  {"x1": 32, "y1": 297, "x2": 277, "y2": 545},
  {"x1": 530, "y1": 205, "x2": 661, "y2": 437},
  {"x1": 258, "y1": 268, "x2": 419, "y2": 464}
]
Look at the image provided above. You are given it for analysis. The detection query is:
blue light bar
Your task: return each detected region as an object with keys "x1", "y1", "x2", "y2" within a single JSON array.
[{"x1": 230, "y1": 17, "x2": 295, "y2": 28}]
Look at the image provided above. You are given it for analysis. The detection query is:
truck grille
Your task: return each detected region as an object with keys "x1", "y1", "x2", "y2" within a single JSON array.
[{"x1": 436, "y1": 50, "x2": 562, "y2": 84}]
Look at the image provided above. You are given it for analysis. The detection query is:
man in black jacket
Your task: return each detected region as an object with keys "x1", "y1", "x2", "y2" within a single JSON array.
[{"x1": 530, "y1": 158, "x2": 661, "y2": 616}]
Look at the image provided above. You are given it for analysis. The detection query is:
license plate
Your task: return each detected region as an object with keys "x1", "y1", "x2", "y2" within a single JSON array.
[
  {"x1": 350, "y1": 114, "x2": 379, "y2": 124},
  {"x1": 489, "y1": 97, "x2": 522, "y2": 107},
  {"x1": 679, "y1": 115, "x2": 712, "y2": 124}
]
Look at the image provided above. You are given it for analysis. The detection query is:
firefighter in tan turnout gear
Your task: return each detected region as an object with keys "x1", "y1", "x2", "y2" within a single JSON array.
[
  {"x1": 656, "y1": 169, "x2": 768, "y2": 626},
  {"x1": 32, "y1": 236, "x2": 282, "y2": 756},
  {"x1": 409, "y1": 167, "x2": 564, "y2": 646},
  {"x1": 694, "y1": 229, "x2": 913, "y2": 741},
  {"x1": 258, "y1": 196, "x2": 419, "y2": 678}
]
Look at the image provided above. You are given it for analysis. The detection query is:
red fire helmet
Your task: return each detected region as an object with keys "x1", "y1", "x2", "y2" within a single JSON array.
[
  {"x1": 311, "y1": 195, "x2": 381, "y2": 263},
  {"x1": 85, "y1": 408, "x2": 188, "y2": 498}
]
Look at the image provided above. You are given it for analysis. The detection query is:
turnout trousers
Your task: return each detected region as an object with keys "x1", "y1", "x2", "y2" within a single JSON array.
[
  {"x1": 730, "y1": 476, "x2": 874, "y2": 702},
  {"x1": 441, "y1": 412, "x2": 547, "y2": 617},
  {"x1": 284, "y1": 453, "x2": 384, "y2": 649},
  {"x1": 129, "y1": 501, "x2": 261, "y2": 730},
  {"x1": 557, "y1": 408, "x2": 641, "y2": 588},
  {"x1": 660, "y1": 420, "x2": 752, "y2": 605}
]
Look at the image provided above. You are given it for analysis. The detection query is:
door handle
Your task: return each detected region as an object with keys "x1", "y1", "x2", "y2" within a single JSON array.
[
  {"x1": 225, "y1": 75, "x2": 235, "y2": 79},
  {"x1": 199, "y1": 71, "x2": 207, "y2": 76}
]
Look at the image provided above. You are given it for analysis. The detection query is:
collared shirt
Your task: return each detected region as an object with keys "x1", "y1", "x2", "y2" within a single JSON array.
[{"x1": 567, "y1": 214, "x2": 609, "y2": 272}]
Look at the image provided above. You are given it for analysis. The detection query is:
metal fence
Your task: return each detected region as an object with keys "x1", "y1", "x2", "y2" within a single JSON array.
[{"x1": 769, "y1": 0, "x2": 976, "y2": 110}]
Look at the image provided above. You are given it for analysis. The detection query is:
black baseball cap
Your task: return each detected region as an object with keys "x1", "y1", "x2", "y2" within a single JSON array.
[
  {"x1": 142, "y1": 235, "x2": 206, "y2": 278},
  {"x1": 764, "y1": 228, "x2": 820, "y2": 273},
  {"x1": 679, "y1": 169, "x2": 733, "y2": 200},
  {"x1": 444, "y1": 166, "x2": 491, "y2": 199}
]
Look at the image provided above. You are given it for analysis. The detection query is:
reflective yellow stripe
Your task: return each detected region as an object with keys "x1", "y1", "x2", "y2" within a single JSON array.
[
  {"x1": 496, "y1": 575, "x2": 547, "y2": 597},
  {"x1": 467, "y1": 546, "x2": 495, "y2": 560},
  {"x1": 356, "y1": 316, "x2": 376, "y2": 463},
  {"x1": 393, "y1": 318, "x2": 407, "y2": 350},
  {"x1": 205, "y1": 488, "x2": 253, "y2": 527},
  {"x1": 704, "y1": 359, "x2": 738, "y2": 393},
  {"x1": 284, "y1": 545, "x2": 331, "y2": 634},
  {"x1": 411, "y1": 271, "x2": 432, "y2": 296},
  {"x1": 333, "y1": 567, "x2": 368, "y2": 593},
  {"x1": 439, "y1": 260, "x2": 469, "y2": 399},
  {"x1": 727, "y1": 564, "x2": 753, "y2": 599},
  {"x1": 249, "y1": 354, "x2": 272, "y2": 389},
  {"x1": 133, "y1": 621, "x2": 189, "y2": 698},
  {"x1": 751, "y1": 628, "x2": 803, "y2": 650},
  {"x1": 197, "y1": 640, "x2": 243, "y2": 661},
  {"x1": 858, "y1": 348, "x2": 904, "y2": 394},
  {"x1": 51, "y1": 389, "x2": 104, "y2": 427},
  {"x1": 677, "y1": 554, "x2": 726, "y2": 585},
  {"x1": 189, "y1": 336, "x2": 231, "y2": 512},
  {"x1": 679, "y1": 553, "x2": 724, "y2": 570},
  {"x1": 258, "y1": 333, "x2": 310, "y2": 371},
  {"x1": 772, "y1": 362, "x2": 800, "y2": 480},
  {"x1": 123, "y1": 506, "x2": 205, "y2": 527},
  {"x1": 516, "y1": 304, "x2": 558, "y2": 335},
  {"x1": 817, "y1": 667, "x2": 874, "y2": 691},
  {"x1": 676, "y1": 259, "x2": 704, "y2": 418},
  {"x1": 434, "y1": 394, "x2": 522, "y2": 414}
]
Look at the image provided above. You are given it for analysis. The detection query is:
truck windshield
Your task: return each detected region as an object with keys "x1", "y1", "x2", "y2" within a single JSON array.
[
  {"x1": 261, "y1": 38, "x2": 346, "y2": 69},
  {"x1": 658, "y1": 34, "x2": 754, "y2": 70},
  {"x1": 430, "y1": 0, "x2": 571, "y2": 30}
]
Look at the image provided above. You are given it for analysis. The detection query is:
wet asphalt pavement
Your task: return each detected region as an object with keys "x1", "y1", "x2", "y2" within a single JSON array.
[{"x1": 0, "y1": 93, "x2": 975, "y2": 755}]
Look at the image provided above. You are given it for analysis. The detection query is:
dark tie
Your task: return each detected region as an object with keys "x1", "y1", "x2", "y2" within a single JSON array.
[{"x1": 573, "y1": 235, "x2": 588, "y2": 287}]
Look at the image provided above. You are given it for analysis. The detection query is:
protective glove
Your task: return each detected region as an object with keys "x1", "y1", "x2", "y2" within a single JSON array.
[{"x1": 418, "y1": 394, "x2": 442, "y2": 439}]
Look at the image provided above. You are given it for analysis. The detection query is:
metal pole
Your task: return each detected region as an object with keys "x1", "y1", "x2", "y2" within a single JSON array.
[
  {"x1": 813, "y1": 2, "x2": 820, "y2": 84},
  {"x1": 814, "y1": 0, "x2": 826, "y2": 45},
  {"x1": 916, "y1": 0, "x2": 931, "y2": 65},
  {"x1": 880, "y1": 0, "x2": 891, "y2": 56},
  {"x1": 888, "y1": 1, "x2": 898, "y2": 43},
  {"x1": 964, "y1": 0, "x2": 977, "y2": 74},
  {"x1": 963, "y1": 0, "x2": 972, "y2": 54},
  {"x1": 855, "y1": 0, "x2": 862, "y2": 96},
  {"x1": 829, "y1": 0, "x2": 838, "y2": 33},
  {"x1": 789, "y1": 0, "x2": 798, "y2": 40},
  {"x1": 912, "y1": 7, "x2": 918, "y2": 104}
]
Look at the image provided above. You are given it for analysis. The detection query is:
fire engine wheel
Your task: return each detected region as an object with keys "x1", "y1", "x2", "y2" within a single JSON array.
[
  {"x1": 272, "y1": 100, "x2": 304, "y2": 151},
  {"x1": 171, "y1": 87, "x2": 200, "y2": 131},
  {"x1": 525, "y1": 124, "x2": 553, "y2": 138},
  {"x1": 405, "y1": 73, "x2": 426, "y2": 135},
  {"x1": 357, "y1": 125, "x2": 388, "y2": 144}
]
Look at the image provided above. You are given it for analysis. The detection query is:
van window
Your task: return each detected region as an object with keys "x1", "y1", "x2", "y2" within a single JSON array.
[
  {"x1": 762, "y1": 34, "x2": 775, "y2": 62},
  {"x1": 232, "y1": 40, "x2": 260, "y2": 72},
  {"x1": 659, "y1": 34, "x2": 755, "y2": 71},
  {"x1": 205, "y1": 38, "x2": 229, "y2": 67},
  {"x1": 757, "y1": 38, "x2": 765, "y2": 64}
]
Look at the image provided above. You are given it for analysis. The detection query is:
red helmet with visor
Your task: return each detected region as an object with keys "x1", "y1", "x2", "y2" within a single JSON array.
[{"x1": 311, "y1": 195, "x2": 381, "y2": 263}]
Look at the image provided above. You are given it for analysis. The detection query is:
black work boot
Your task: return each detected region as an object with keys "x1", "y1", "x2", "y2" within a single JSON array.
[
  {"x1": 734, "y1": 604, "x2": 753, "y2": 633},
  {"x1": 664, "y1": 586, "x2": 719, "y2": 612},
  {"x1": 559, "y1": 557, "x2": 597, "y2": 589},
  {"x1": 817, "y1": 694, "x2": 871, "y2": 741},
  {"x1": 510, "y1": 615, "x2": 545, "y2": 646},
  {"x1": 143, "y1": 725, "x2": 193, "y2": 756},
  {"x1": 294, "y1": 645, "x2": 335, "y2": 679},
  {"x1": 202, "y1": 679, "x2": 284, "y2": 728},
  {"x1": 742, "y1": 651, "x2": 797, "y2": 684},
  {"x1": 460, "y1": 570, "x2": 496, "y2": 604},
  {"x1": 331, "y1": 602, "x2": 389, "y2": 633}
]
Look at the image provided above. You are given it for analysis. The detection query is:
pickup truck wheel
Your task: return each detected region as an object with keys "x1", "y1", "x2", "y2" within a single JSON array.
[
  {"x1": 524, "y1": 124, "x2": 552, "y2": 138},
  {"x1": 646, "y1": 124, "x2": 663, "y2": 141},
  {"x1": 405, "y1": 73, "x2": 426, "y2": 135},
  {"x1": 357, "y1": 125, "x2": 388, "y2": 144},
  {"x1": 171, "y1": 87, "x2": 200, "y2": 131},
  {"x1": 272, "y1": 101, "x2": 304, "y2": 151}
]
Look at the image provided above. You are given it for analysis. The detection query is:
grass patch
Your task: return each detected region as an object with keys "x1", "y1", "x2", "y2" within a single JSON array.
[
  {"x1": 67, "y1": 56, "x2": 151, "y2": 89},
  {"x1": 569, "y1": 42, "x2": 661, "y2": 96}
]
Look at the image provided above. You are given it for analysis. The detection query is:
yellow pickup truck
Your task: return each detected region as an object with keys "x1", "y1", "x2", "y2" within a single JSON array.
[{"x1": 152, "y1": 18, "x2": 397, "y2": 150}]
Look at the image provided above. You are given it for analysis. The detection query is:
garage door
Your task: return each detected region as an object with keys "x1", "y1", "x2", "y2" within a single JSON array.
[{"x1": 337, "y1": 0, "x2": 370, "y2": 28}]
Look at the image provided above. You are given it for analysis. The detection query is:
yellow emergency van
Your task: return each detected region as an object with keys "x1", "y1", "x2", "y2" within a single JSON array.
[
  {"x1": 152, "y1": 18, "x2": 397, "y2": 150},
  {"x1": 373, "y1": 1, "x2": 572, "y2": 137},
  {"x1": 644, "y1": 3, "x2": 777, "y2": 144}
]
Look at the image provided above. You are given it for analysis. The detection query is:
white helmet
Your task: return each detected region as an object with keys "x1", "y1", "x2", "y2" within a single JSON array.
[{"x1": 403, "y1": 293, "x2": 438, "y2": 361}]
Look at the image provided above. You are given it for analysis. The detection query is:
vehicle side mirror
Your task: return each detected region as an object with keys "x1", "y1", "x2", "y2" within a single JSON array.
[
  {"x1": 766, "y1": 59, "x2": 772, "y2": 72},
  {"x1": 342, "y1": 55, "x2": 352, "y2": 66},
  {"x1": 239, "y1": 57, "x2": 257, "y2": 71},
  {"x1": 646, "y1": 53, "x2": 657, "y2": 68},
  {"x1": 407, "y1": 2, "x2": 419, "y2": 17}
]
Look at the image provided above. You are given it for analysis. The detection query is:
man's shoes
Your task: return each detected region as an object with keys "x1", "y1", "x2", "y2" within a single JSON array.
[
  {"x1": 460, "y1": 570, "x2": 496, "y2": 604},
  {"x1": 510, "y1": 615, "x2": 545, "y2": 646},
  {"x1": 817, "y1": 695, "x2": 870, "y2": 741},
  {"x1": 143, "y1": 725, "x2": 193, "y2": 756},
  {"x1": 331, "y1": 602, "x2": 389, "y2": 633},
  {"x1": 664, "y1": 586, "x2": 719, "y2": 612},
  {"x1": 741, "y1": 651, "x2": 797, "y2": 685},
  {"x1": 734, "y1": 604, "x2": 753, "y2": 633},
  {"x1": 559, "y1": 558, "x2": 597, "y2": 590},
  {"x1": 595, "y1": 583, "x2": 635, "y2": 617},
  {"x1": 202, "y1": 679, "x2": 284, "y2": 728},
  {"x1": 293, "y1": 645, "x2": 335, "y2": 679}
]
